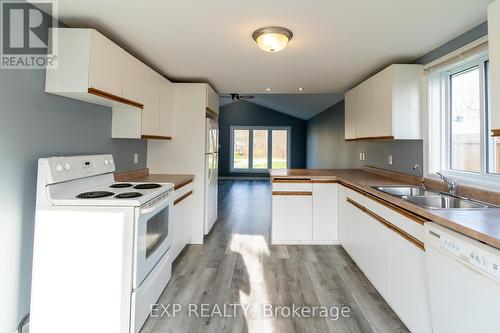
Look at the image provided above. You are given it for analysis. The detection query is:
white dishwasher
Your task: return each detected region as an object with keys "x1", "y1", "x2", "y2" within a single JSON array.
[{"x1": 424, "y1": 222, "x2": 500, "y2": 333}]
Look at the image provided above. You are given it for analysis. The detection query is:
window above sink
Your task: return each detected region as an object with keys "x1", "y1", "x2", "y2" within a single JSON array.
[{"x1": 425, "y1": 39, "x2": 500, "y2": 192}]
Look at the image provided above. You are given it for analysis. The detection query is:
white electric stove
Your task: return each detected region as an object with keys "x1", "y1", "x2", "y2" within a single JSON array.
[{"x1": 30, "y1": 154, "x2": 175, "y2": 333}]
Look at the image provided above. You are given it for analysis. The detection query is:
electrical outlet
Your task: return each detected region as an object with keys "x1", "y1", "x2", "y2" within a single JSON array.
[
  {"x1": 133, "y1": 153, "x2": 139, "y2": 164},
  {"x1": 388, "y1": 154, "x2": 393, "y2": 165},
  {"x1": 359, "y1": 152, "x2": 363, "y2": 161}
]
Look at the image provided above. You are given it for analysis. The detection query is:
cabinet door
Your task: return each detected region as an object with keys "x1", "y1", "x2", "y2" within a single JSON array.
[
  {"x1": 356, "y1": 79, "x2": 373, "y2": 138},
  {"x1": 489, "y1": 0, "x2": 500, "y2": 132},
  {"x1": 345, "y1": 198, "x2": 391, "y2": 299},
  {"x1": 344, "y1": 89, "x2": 357, "y2": 140},
  {"x1": 337, "y1": 186, "x2": 348, "y2": 246},
  {"x1": 89, "y1": 30, "x2": 124, "y2": 97},
  {"x1": 122, "y1": 54, "x2": 145, "y2": 104},
  {"x1": 272, "y1": 194, "x2": 312, "y2": 242},
  {"x1": 312, "y1": 183, "x2": 338, "y2": 241},
  {"x1": 206, "y1": 84, "x2": 219, "y2": 115},
  {"x1": 159, "y1": 78, "x2": 174, "y2": 137},
  {"x1": 372, "y1": 67, "x2": 393, "y2": 137},
  {"x1": 142, "y1": 67, "x2": 161, "y2": 136},
  {"x1": 390, "y1": 232, "x2": 432, "y2": 333},
  {"x1": 171, "y1": 200, "x2": 183, "y2": 260}
]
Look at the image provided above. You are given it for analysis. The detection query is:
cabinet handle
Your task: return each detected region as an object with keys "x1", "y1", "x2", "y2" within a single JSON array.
[
  {"x1": 272, "y1": 191, "x2": 312, "y2": 196},
  {"x1": 174, "y1": 190, "x2": 193, "y2": 206},
  {"x1": 272, "y1": 178, "x2": 312, "y2": 183},
  {"x1": 88, "y1": 87, "x2": 144, "y2": 109},
  {"x1": 346, "y1": 198, "x2": 424, "y2": 251}
]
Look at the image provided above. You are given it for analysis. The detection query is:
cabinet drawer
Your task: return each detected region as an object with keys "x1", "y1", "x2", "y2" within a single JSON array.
[
  {"x1": 272, "y1": 180, "x2": 312, "y2": 192},
  {"x1": 345, "y1": 188, "x2": 425, "y2": 242}
]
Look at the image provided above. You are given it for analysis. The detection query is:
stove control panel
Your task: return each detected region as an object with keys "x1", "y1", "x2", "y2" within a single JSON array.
[{"x1": 41, "y1": 154, "x2": 115, "y2": 184}]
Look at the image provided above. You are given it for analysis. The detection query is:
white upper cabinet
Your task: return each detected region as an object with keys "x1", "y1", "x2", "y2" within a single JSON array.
[
  {"x1": 46, "y1": 28, "x2": 173, "y2": 139},
  {"x1": 206, "y1": 84, "x2": 219, "y2": 117},
  {"x1": 344, "y1": 64, "x2": 423, "y2": 140},
  {"x1": 88, "y1": 30, "x2": 125, "y2": 97},
  {"x1": 142, "y1": 67, "x2": 161, "y2": 136},
  {"x1": 122, "y1": 53, "x2": 145, "y2": 104},
  {"x1": 489, "y1": 0, "x2": 500, "y2": 135}
]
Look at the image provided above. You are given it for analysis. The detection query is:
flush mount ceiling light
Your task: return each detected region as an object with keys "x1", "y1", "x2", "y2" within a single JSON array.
[{"x1": 252, "y1": 26, "x2": 293, "y2": 53}]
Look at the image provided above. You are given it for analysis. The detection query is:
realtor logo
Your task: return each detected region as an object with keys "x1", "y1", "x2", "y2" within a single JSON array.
[{"x1": 1, "y1": 0, "x2": 58, "y2": 69}]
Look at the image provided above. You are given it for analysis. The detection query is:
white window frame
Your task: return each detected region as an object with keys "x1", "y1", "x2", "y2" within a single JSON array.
[
  {"x1": 425, "y1": 50, "x2": 500, "y2": 191},
  {"x1": 229, "y1": 126, "x2": 291, "y2": 173}
]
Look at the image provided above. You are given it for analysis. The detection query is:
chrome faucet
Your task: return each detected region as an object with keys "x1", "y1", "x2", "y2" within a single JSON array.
[
  {"x1": 413, "y1": 164, "x2": 426, "y2": 190},
  {"x1": 437, "y1": 172, "x2": 458, "y2": 195}
]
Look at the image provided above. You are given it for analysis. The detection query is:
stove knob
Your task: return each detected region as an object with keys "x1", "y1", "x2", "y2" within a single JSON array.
[
  {"x1": 109, "y1": 159, "x2": 113, "y2": 165},
  {"x1": 55, "y1": 164, "x2": 63, "y2": 172},
  {"x1": 64, "y1": 163, "x2": 71, "y2": 171},
  {"x1": 104, "y1": 159, "x2": 109, "y2": 165}
]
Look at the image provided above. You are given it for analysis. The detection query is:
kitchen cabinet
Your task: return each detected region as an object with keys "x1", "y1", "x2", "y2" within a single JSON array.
[
  {"x1": 344, "y1": 64, "x2": 423, "y2": 140},
  {"x1": 272, "y1": 193, "x2": 313, "y2": 243},
  {"x1": 206, "y1": 85, "x2": 220, "y2": 116},
  {"x1": 122, "y1": 53, "x2": 145, "y2": 104},
  {"x1": 312, "y1": 182, "x2": 338, "y2": 241},
  {"x1": 88, "y1": 30, "x2": 125, "y2": 97},
  {"x1": 171, "y1": 185, "x2": 193, "y2": 260},
  {"x1": 345, "y1": 197, "x2": 391, "y2": 299},
  {"x1": 489, "y1": 0, "x2": 500, "y2": 136},
  {"x1": 271, "y1": 180, "x2": 339, "y2": 244},
  {"x1": 46, "y1": 28, "x2": 173, "y2": 139},
  {"x1": 390, "y1": 231, "x2": 433, "y2": 333},
  {"x1": 340, "y1": 186, "x2": 432, "y2": 333}
]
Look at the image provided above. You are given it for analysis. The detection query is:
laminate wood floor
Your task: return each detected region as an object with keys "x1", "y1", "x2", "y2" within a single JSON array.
[{"x1": 141, "y1": 180, "x2": 408, "y2": 333}]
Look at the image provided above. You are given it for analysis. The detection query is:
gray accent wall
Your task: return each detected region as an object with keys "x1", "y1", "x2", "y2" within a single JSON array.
[
  {"x1": 219, "y1": 101, "x2": 307, "y2": 177},
  {"x1": 306, "y1": 21, "x2": 488, "y2": 176},
  {"x1": 0, "y1": 69, "x2": 147, "y2": 332}
]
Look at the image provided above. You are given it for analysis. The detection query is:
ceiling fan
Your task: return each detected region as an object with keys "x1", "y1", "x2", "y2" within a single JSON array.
[{"x1": 220, "y1": 93, "x2": 255, "y2": 102}]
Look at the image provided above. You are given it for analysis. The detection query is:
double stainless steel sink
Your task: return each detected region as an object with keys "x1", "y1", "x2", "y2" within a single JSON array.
[{"x1": 372, "y1": 186, "x2": 498, "y2": 210}]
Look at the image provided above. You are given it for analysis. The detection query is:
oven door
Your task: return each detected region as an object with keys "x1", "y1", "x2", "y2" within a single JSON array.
[{"x1": 134, "y1": 191, "x2": 173, "y2": 289}]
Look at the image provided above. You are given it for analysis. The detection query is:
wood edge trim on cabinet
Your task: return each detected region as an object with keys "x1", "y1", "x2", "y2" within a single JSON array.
[
  {"x1": 141, "y1": 135, "x2": 172, "y2": 140},
  {"x1": 272, "y1": 191, "x2": 313, "y2": 196},
  {"x1": 272, "y1": 178, "x2": 312, "y2": 183},
  {"x1": 174, "y1": 178, "x2": 194, "y2": 191},
  {"x1": 492, "y1": 129, "x2": 500, "y2": 137},
  {"x1": 311, "y1": 179, "x2": 339, "y2": 183},
  {"x1": 206, "y1": 107, "x2": 218, "y2": 119},
  {"x1": 341, "y1": 182, "x2": 428, "y2": 225},
  {"x1": 345, "y1": 136, "x2": 395, "y2": 142},
  {"x1": 346, "y1": 198, "x2": 425, "y2": 251},
  {"x1": 174, "y1": 190, "x2": 193, "y2": 206},
  {"x1": 88, "y1": 87, "x2": 144, "y2": 109}
]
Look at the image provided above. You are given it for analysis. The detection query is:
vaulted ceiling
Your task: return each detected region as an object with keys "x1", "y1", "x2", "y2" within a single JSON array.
[{"x1": 53, "y1": 0, "x2": 494, "y2": 117}]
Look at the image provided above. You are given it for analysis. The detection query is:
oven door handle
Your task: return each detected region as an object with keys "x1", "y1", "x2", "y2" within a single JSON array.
[{"x1": 140, "y1": 195, "x2": 172, "y2": 215}]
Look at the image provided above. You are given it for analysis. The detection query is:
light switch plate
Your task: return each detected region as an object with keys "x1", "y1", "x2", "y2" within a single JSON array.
[
  {"x1": 388, "y1": 154, "x2": 393, "y2": 165},
  {"x1": 133, "y1": 153, "x2": 139, "y2": 164}
]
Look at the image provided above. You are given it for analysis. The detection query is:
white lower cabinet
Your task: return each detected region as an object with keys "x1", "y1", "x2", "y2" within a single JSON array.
[
  {"x1": 171, "y1": 186, "x2": 193, "y2": 260},
  {"x1": 271, "y1": 181, "x2": 339, "y2": 244},
  {"x1": 345, "y1": 196, "x2": 391, "y2": 299},
  {"x1": 312, "y1": 182, "x2": 338, "y2": 242},
  {"x1": 390, "y1": 232, "x2": 433, "y2": 333},
  {"x1": 340, "y1": 186, "x2": 432, "y2": 333},
  {"x1": 272, "y1": 193, "x2": 313, "y2": 242}
]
